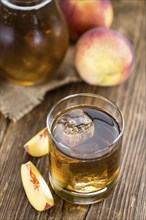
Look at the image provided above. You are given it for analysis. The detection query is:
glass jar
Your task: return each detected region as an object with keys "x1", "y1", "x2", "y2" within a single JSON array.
[{"x1": 0, "y1": 0, "x2": 68, "y2": 86}]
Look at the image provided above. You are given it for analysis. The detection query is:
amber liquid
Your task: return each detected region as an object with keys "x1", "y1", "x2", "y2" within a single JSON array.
[
  {"x1": 49, "y1": 106, "x2": 122, "y2": 204},
  {"x1": 0, "y1": 0, "x2": 68, "y2": 85}
]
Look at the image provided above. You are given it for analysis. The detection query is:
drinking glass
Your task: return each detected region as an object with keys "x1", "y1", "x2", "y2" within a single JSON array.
[{"x1": 46, "y1": 93, "x2": 124, "y2": 204}]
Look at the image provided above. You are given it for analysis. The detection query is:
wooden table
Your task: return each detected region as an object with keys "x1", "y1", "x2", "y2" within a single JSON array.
[{"x1": 0, "y1": 1, "x2": 145, "y2": 219}]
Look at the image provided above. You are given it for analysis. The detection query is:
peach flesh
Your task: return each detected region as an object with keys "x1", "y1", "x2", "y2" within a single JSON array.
[
  {"x1": 21, "y1": 161, "x2": 54, "y2": 211},
  {"x1": 24, "y1": 128, "x2": 49, "y2": 157}
]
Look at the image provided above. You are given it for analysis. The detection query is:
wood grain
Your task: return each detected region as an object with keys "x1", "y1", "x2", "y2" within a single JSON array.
[
  {"x1": 0, "y1": 113, "x2": 9, "y2": 146},
  {"x1": 0, "y1": 1, "x2": 145, "y2": 220}
]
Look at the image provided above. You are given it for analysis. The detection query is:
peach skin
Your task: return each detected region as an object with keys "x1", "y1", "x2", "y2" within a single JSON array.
[
  {"x1": 60, "y1": 0, "x2": 113, "y2": 40},
  {"x1": 75, "y1": 28, "x2": 134, "y2": 86}
]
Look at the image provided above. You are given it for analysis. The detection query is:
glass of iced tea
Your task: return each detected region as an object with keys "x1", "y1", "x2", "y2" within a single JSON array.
[
  {"x1": 47, "y1": 93, "x2": 124, "y2": 204},
  {"x1": 0, "y1": 0, "x2": 68, "y2": 86}
]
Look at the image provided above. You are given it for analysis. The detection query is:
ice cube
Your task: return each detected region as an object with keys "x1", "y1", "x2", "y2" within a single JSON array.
[{"x1": 53, "y1": 109, "x2": 95, "y2": 147}]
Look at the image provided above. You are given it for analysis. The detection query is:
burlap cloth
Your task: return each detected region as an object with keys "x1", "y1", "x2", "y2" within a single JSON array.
[{"x1": 0, "y1": 47, "x2": 80, "y2": 122}]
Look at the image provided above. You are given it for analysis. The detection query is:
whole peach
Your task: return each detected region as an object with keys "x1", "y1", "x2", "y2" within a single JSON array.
[
  {"x1": 60, "y1": 0, "x2": 113, "y2": 40},
  {"x1": 75, "y1": 28, "x2": 134, "y2": 86}
]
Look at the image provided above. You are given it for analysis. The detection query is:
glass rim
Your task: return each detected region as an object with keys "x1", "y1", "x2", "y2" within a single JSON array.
[
  {"x1": 1, "y1": 0, "x2": 52, "y2": 10},
  {"x1": 46, "y1": 93, "x2": 125, "y2": 157}
]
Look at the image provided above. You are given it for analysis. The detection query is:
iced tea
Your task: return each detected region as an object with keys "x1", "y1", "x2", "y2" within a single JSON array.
[{"x1": 48, "y1": 102, "x2": 123, "y2": 204}]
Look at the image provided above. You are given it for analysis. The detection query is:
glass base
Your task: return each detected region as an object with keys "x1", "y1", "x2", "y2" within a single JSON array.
[
  {"x1": 0, "y1": 75, "x2": 48, "y2": 86},
  {"x1": 49, "y1": 176, "x2": 117, "y2": 205}
]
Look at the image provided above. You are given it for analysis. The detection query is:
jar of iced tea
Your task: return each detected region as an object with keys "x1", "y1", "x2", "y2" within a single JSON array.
[{"x1": 0, "y1": 0, "x2": 68, "y2": 86}]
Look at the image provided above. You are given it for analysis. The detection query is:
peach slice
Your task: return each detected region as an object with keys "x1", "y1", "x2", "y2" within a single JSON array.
[
  {"x1": 21, "y1": 161, "x2": 54, "y2": 211},
  {"x1": 24, "y1": 128, "x2": 49, "y2": 157}
]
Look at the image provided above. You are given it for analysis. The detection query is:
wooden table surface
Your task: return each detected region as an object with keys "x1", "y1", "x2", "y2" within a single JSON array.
[{"x1": 0, "y1": 1, "x2": 145, "y2": 220}]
